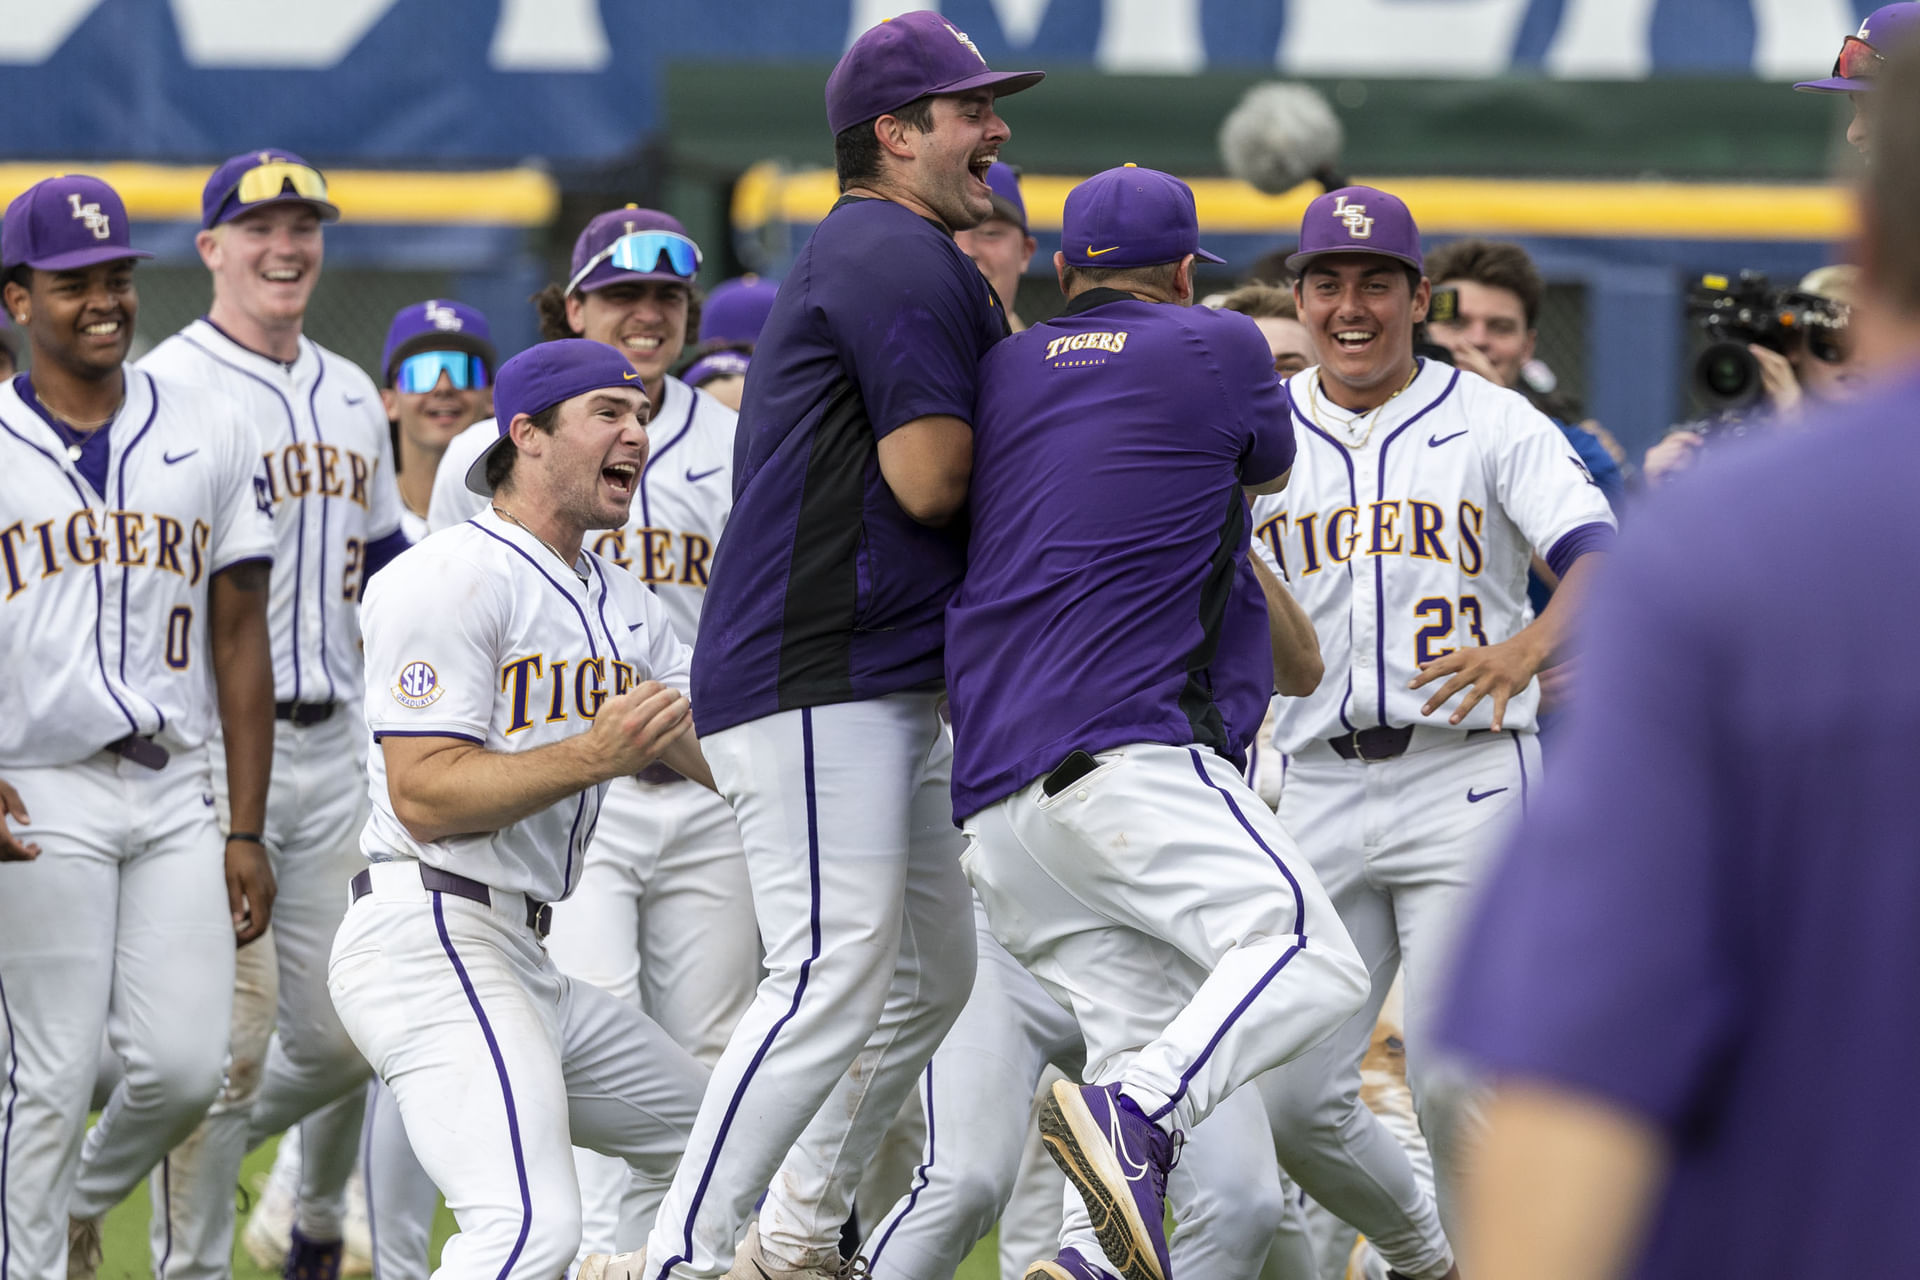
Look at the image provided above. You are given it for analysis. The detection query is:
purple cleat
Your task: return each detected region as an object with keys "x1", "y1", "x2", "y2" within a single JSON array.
[
  {"x1": 1036, "y1": 1080, "x2": 1179, "y2": 1280},
  {"x1": 1023, "y1": 1247, "x2": 1123, "y2": 1280},
  {"x1": 284, "y1": 1227, "x2": 344, "y2": 1280}
]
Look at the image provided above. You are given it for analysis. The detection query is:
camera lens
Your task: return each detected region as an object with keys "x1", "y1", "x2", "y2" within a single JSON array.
[{"x1": 1695, "y1": 341, "x2": 1760, "y2": 407}]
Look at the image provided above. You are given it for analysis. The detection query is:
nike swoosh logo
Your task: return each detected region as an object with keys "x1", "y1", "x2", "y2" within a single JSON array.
[
  {"x1": 1467, "y1": 787, "x2": 1508, "y2": 803},
  {"x1": 685, "y1": 466, "x2": 722, "y2": 483},
  {"x1": 627, "y1": 623, "x2": 644, "y2": 633},
  {"x1": 201, "y1": 793, "x2": 215, "y2": 807},
  {"x1": 1101, "y1": 1092, "x2": 1151, "y2": 1181},
  {"x1": 344, "y1": 394, "x2": 366, "y2": 406},
  {"x1": 1427, "y1": 431, "x2": 1467, "y2": 448},
  {"x1": 163, "y1": 449, "x2": 199, "y2": 465},
  {"x1": 623, "y1": 371, "x2": 640, "y2": 381},
  {"x1": 1085, "y1": 245, "x2": 1120, "y2": 257}
]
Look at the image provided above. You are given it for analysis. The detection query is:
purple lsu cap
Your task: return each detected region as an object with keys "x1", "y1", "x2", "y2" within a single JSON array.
[
  {"x1": 568, "y1": 206, "x2": 699, "y2": 296},
  {"x1": 202, "y1": 149, "x2": 341, "y2": 229},
  {"x1": 382, "y1": 299, "x2": 497, "y2": 385},
  {"x1": 684, "y1": 348, "x2": 752, "y2": 388},
  {"x1": 826, "y1": 10, "x2": 1043, "y2": 136},
  {"x1": 983, "y1": 161, "x2": 1027, "y2": 231},
  {"x1": 1796, "y1": 3, "x2": 1920, "y2": 92},
  {"x1": 1060, "y1": 164, "x2": 1224, "y2": 270},
  {"x1": 465, "y1": 339, "x2": 649, "y2": 495},
  {"x1": 698, "y1": 275, "x2": 779, "y2": 345},
  {"x1": 2, "y1": 175, "x2": 155, "y2": 273},
  {"x1": 1286, "y1": 186, "x2": 1423, "y2": 274}
]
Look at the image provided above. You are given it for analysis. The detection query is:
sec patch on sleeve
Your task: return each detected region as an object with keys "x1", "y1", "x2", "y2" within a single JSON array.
[{"x1": 392, "y1": 660, "x2": 444, "y2": 709}]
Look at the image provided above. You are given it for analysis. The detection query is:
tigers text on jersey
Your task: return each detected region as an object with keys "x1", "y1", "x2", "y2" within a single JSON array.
[
  {"x1": 358, "y1": 507, "x2": 693, "y2": 904},
  {"x1": 0, "y1": 369, "x2": 275, "y2": 767},
  {"x1": 1251, "y1": 361, "x2": 1615, "y2": 753},
  {"x1": 428, "y1": 376, "x2": 736, "y2": 647},
  {"x1": 140, "y1": 318, "x2": 404, "y2": 706}
]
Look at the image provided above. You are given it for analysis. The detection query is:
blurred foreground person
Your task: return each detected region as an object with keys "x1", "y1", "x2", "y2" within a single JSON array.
[{"x1": 1444, "y1": 39, "x2": 1920, "y2": 1280}]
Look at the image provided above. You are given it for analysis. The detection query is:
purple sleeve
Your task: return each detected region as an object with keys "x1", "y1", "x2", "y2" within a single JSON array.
[
  {"x1": 824, "y1": 228, "x2": 993, "y2": 439},
  {"x1": 1220, "y1": 314, "x2": 1294, "y2": 484},
  {"x1": 360, "y1": 529, "x2": 411, "y2": 585},
  {"x1": 1544, "y1": 520, "x2": 1615, "y2": 579},
  {"x1": 1441, "y1": 505, "x2": 1741, "y2": 1129}
]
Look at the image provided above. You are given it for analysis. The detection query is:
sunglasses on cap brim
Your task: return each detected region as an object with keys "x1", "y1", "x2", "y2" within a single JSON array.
[
  {"x1": 221, "y1": 161, "x2": 331, "y2": 213},
  {"x1": 395, "y1": 350, "x2": 491, "y2": 393},
  {"x1": 1832, "y1": 35, "x2": 1885, "y2": 83},
  {"x1": 565, "y1": 230, "x2": 702, "y2": 296}
]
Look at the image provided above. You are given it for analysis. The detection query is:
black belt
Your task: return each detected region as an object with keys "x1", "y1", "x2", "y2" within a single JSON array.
[
  {"x1": 106, "y1": 734, "x2": 170, "y2": 771},
  {"x1": 634, "y1": 762, "x2": 685, "y2": 786},
  {"x1": 351, "y1": 865, "x2": 552, "y2": 938},
  {"x1": 1327, "y1": 725, "x2": 1497, "y2": 762},
  {"x1": 276, "y1": 701, "x2": 337, "y2": 726}
]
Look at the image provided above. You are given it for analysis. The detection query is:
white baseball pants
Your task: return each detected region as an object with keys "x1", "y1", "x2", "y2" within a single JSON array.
[
  {"x1": 1258, "y1": 728, "x2": 1538, "y2": 1280},
  {"x1": 961, "y1": 741, "x2": 1369, "y2": 1136},
  {"x1": 862, "y1": 898, "x2": 1317, "y2": 1280},
  {"x1": 0, "y1": 748, "x2": 234, "y2": 1280},
  {"x1": 546, "y1": 774, "x2": 760, "y2": 1261},
  {"x1": 644, "y1": 692, "x2": 977, "y2": 1280},
  {"x1": 154, "y1": 712, "x2": 373, "y2": 1279},
  {"x1": 329, "y1": 859, "x2": 709, "y2": 1280}
]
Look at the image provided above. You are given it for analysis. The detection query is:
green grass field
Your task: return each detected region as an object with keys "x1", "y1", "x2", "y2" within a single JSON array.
[{"x1": 98, "y1": 1136, "x2": 1000, "y2": 1280}]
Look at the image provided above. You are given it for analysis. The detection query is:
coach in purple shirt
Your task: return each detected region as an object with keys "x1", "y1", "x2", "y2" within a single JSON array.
[{"x1": 1440, "y1": 42, "x2": 1920, "y2": 1280}]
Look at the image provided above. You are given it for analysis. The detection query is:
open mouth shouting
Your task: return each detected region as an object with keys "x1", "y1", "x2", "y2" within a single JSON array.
[{"x1": 601, "y1": 460, "x2": 639, "y2": 502}]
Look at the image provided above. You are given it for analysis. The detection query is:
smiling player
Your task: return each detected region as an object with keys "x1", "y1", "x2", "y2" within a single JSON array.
[{"x1": 381, "y1": 299, "x2": 496, "y2": 539}]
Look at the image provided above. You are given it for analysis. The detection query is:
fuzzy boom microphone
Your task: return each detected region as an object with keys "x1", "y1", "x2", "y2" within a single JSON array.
[{"x1": 1219, "y1": 82, "x2": 1348, "y2": 195}]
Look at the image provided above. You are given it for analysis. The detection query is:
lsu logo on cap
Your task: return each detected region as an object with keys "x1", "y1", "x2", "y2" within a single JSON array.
[
  {"x1": 1333, "y1": 196, "x2": 1373, "y2": 240},
  {"x1": 944, "y1": 19, "x2": 986, "y2": 63},
  {"x1": 68, "y1": 193, "x2": 111, "y2": 241},
  {"x1": 424, "y1": 300, "x2": 464, "y2": 332},
  {"x1": 392, "y1": 660, "x2": 444, "y2": 709}
]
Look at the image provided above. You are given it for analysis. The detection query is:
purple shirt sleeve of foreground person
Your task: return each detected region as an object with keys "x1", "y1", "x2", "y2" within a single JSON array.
[
  {"x1": 1440, "y1": 493, "x2": 1740, "y2": 1130},
  {"x1": 824, "y1": 211, "x2": 992, "y2": 439},
  {"x1": 1219, "y1": 313, "x2": 1295, "y2": 486}
]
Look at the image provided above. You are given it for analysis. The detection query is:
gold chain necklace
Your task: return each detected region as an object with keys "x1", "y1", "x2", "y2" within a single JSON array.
[
  {"x1": 1305, "y1": 363, "x2": 1421, "y2": 450},
  {"x1": 492, "y1": 505, "x2": 588, "y2": 584},
  {"x1": 35, "y1": 387, "x2": 126, "y2": 461}
]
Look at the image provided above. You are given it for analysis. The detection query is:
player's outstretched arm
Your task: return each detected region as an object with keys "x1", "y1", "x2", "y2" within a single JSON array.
[
  {"x1": 0, "y1": 780, "x2": 42, "y2": 862},
  {"x1": 382, "y1": 681, "x2": 693, "y2": 843},
  {"x1": 1409, "y1": 552, "x2": 1606, "y2": 730},
  {"x1": 877, "y1": 414, "x2": 973, "y2": 525},
  {"x1": 209, "y1": 559, "x2": 278, "y2": 943},
  {"x1": 1249, "y1": 547, "x2": 1323, "y2": 696}
]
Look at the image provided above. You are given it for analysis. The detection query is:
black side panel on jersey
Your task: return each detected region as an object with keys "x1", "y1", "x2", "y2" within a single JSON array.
[
  {"x1": 776, "y1": 376, "x2": 868, "y2": 708},
  {"x1": 1177, "y1": 484, "x2": 1244, "y2": 755}
]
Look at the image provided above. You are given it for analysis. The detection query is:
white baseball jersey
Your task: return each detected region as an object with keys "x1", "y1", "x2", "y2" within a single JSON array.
[
  {"x1": 0, "y1": 369, "x2": 274, "y2": 767},
  {"x1": 141, "y1": 319, "x2": 405, "y2": 705},
  {"x1": 428, "y1": 375, "x2": 735, "y2": 645},
  {"x1": 1252, "y1": 361, "x2": 1615, "y2": 753},
  {"x1": 359, "y1": 507, "x2": 693, "y2": 904}
]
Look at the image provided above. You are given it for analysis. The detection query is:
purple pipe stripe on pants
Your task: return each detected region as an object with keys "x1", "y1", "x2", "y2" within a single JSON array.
[
  {"x1": 2, "y1": 970, "x2": 17, "y2": 1280},
  {"x1": 432, "y1": 892, "x2": 533, "y2": 1280},
  {"x1": 865, "y1": 1061, "x2": 937, "y2": 1267},
  {"x1": 654, "y1": 707, "x2": 827, "y2": 1280}
]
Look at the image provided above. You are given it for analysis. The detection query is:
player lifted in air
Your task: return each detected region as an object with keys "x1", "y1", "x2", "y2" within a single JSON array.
[
  {"x1": 1250, "y1": 186, "x2": 1615, "y2": 1280},
  {"x1": 0, "y1": 173, "x2": 277, "y2": 1280}
]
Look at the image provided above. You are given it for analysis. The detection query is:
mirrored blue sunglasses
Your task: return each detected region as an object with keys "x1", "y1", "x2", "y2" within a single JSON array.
[
  {"x1": 566, "y1": 230, "x2": 702, "y2": 294},
  {"x1": 395, "y1": 349, "x2": 490, "y2": 393}
]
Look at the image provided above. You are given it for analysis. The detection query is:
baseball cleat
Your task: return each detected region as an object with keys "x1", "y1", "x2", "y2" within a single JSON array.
[
  {"x1": 721, "y1": 1223, "x2": 855, "y2": 1280},
  {"x1": 1023, "y1": 1247, "x2": 1122, "y2": 1280},
  {"x1": 285, "y1": 1226, "x2": 345, "y2": 1280},
  {"x1": 1037, "y1": 1080, "x2": 1178, "y2": 1280},
  {"x1": 67, "y1": 1217, "x2": 103, "y2": 1280},
  {"x1": 577, "y1": 1249, "x2": 648, "y2": 1280}
]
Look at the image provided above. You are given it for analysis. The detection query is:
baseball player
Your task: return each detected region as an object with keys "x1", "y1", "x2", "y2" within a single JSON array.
[
  {"x1": 1247, "y1": 186, "x2": 1615, "y2": 1280},
  {"x1": 944, "y1": 163, "x2": 1368, "y2": 1280},
  {"x1": 426, "y1": 210, "x2": 755, "y2": 1271},
  {"x1": 327, "y1": 338, "x2": 711, "y2": 1280},
  {"x1": 572, "y1": 17, "x2": 1042, "y2": 1280},
  {"x1": 952, "y1": 161, "x2": 1037, "y2": 332},
  {"x1": 0, "y1": 174, "x2": 276, "y2": 1280},
  {"x1": 138, "y1": 149, "x2": 406, "y2": 1280},
  {"x1": 382, "y1": 299, "x2": 497, "y2": 540},
  {"x1": 680, "y1": 274, "x2": 778, "y2": 412},
  {"x1": 1795, "y1": 2, "x2": 1920, "y2": 156}
]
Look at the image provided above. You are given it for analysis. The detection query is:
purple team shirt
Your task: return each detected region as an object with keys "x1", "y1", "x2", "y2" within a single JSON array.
[
  {"x1": 1442, "y1": 367, "x2": 1920, "y2": 1279},
  {"x1": 946, "y1": 290, "x2": 1294, "y2": 819},
  {"x1": 691, "y1": 196, "x2": 1007, "y2": 733}
]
